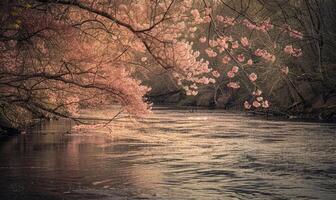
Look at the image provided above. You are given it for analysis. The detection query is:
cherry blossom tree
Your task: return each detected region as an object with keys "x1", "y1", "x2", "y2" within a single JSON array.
[
  {"x1": 176, "y1": 0, "x2": 304, "y2": 111},
  {"x1": 0, "y1": 0, "x2": 306, "y2": 130},
  {"x1": 1, "y1": 0, "x2": 212, "y2": 128}
]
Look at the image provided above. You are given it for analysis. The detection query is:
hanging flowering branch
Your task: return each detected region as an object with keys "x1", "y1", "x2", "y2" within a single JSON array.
[{"x1": 181, "y1": 3, "x2": 304, "y2": 110}]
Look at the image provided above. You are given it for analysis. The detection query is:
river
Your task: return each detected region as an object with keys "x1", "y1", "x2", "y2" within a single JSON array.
[{"x1": 0, "y1": 107, "x2": 335, "y2": 200}]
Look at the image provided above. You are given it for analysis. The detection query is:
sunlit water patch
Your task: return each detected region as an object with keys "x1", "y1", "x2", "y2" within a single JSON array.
[{"x1": 0, "y1": 107, "x2": 335, "y2": 200}]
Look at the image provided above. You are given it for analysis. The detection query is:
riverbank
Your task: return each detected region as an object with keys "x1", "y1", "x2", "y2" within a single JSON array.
[
  {"x1": 153, "y1": 104, "x2": 336, "y2": 123},
  {"x1": 0, "y1": 104, "x2": 334, "y2": 138},
  {"x1": 0, "y1": 126, "x2": 21, "y2": 139},
  {"x1": 148, "y1": 81, "x2": 336, "y2": 123}
]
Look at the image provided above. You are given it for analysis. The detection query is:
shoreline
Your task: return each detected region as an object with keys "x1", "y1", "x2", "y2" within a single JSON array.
[{"x1": 152, "y1": 104, "x2": 336, "y2": 123}]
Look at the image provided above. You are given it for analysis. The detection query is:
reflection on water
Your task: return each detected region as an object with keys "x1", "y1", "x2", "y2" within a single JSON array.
[{"x1": 0, "y1": 108, "x2": 335, "y2": 200}]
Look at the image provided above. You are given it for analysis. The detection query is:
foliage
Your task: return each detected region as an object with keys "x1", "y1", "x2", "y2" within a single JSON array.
[
  {"x1": 0, "y1": 0, "x2": 212, "y2": 124},
  {"x1": 1, "y1": 0, "x2": 334, "y2": 127}
]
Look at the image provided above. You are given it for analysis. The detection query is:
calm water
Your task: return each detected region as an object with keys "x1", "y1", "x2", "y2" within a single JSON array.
[{"x1": 0, "y1": 108, "x2": 335, "y2": 200}]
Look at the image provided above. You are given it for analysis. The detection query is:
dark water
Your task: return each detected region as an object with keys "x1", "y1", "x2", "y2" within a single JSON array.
[{"x1": 0, "y1": 108, "x2": 336, "y2": 200}]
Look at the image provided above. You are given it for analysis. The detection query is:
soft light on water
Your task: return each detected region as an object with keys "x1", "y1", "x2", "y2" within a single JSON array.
[{"x1": 0, "y1": 108, "x2": 335, "y2": 199}]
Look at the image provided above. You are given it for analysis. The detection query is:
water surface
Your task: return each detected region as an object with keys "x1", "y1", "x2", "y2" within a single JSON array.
[{"x1": 0, "y1": 108, "x2": 335, "y2": 200}]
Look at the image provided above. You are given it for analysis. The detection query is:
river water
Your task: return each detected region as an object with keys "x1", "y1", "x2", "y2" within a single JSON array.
[{"x1": 0, "y1": 108, "x2": 335, "y2": 200}]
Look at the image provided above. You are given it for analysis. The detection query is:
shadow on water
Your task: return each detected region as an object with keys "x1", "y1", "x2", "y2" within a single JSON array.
[{"x1": 0, "y1": 107, "x2": 335, "y2": 200}]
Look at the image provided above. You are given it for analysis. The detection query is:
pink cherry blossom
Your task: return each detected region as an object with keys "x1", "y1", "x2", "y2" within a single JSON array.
[
  {"x1": 141, "y1": 57, "x2": 147, "y2": 62},
  {"x1": 205, "y1": 48, "x2": 217, "y2": 57},
  {"x1": 199, "y1": 36, "x2": 207, "y2": 43},
  {"x1": 253, "y1": 101, "x2": 261, "y2": 108},
  {"x1": 282, "y1": 24, "x2": 304, "y2": 39},
  {"x1": 231, "y1": 41, "x2": 239, "y2": 49},
  {"x1": 216, "y1": 15, "x2": 224, "y2": 22},
  {"x1": 244, "y1": 101, "x2": 251, "y2": 109},
  {"x1": 227, "y1": 71, "x2": 235, "y2": 78},
  {"x1": 218, "y1": 47, "x2": 225, "y2": 53},
  {"x1": 212, "y1": 70, "x2": 220, "y2": 78},
  {"x1": 223, "y1": 16, "x2": 235, "y2": 26},
  {"x1": 222, "y1": 56, "x2": 231, "y2": 64},
  {"x1": 189, "y1": 27, "x2": 197, "y2": 32},
  {"x1": 209, "y1": 78, "x2": 216, "y2": 84},
  {"x1": 237, "y1": 54, "x2": 245, "y2": 62},
  {"x1": 284, "y1": 45, "x2": 302, "y2": 57},
  {"x1": 217, "y1": 37, "x2": 229, "y2": 49},
  {"x1": 191, "y1": 9, "x2": 200, "y2": 18},
  {"x1": 253, "y1": 89, "x2": 262, "y2": 96},
  {"x1": 240, "y1": 37, "x2": 249, "y2": 47},
  {"x1": 198, "y1": 76, "x2": 210, "y2": 84},
  {"x1": 209, "y1": 40, "x2": 218, "y2": 47},
  {"x1": 254, "y1": 49, "x2": 276, "y2": 62},
  {"x1": 227, "y1": 82, "x2": 240, "y2": 89},
  {"x1": 257, "y1": 96, "x2": 263, "y2": 102},
  {"x1": 232, "y1": 66, "x2": 239, "y2": 73},
  {"x1": 191, "y1": 90, "x2": 199, "y2": 96},
  {"x1": 262, "y1": 100, "x2": 270, "y2": 108},
  {"x1": 289, "y1": 30, "x2": 304, "y2": 40},
  {"x1": 243, "y1": 18, "x2": 273, "y2": 32},
  {"x1": 203, "y1": 16, "x2": 211, "y2": 23},
  {"x1": 247, "y1": 59, "x2": 253, "y2": 65},
  {"x1": 249, "y1": 73, "x2": 257, "y2": 82}
]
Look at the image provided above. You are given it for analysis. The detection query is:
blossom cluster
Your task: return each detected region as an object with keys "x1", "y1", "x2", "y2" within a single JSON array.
[
  {"x1": 244, "y1": 89, "x2": 269, "y2": 109},
  {"x1": 242, "y1": 18, "x2": 274, "y2": 33},
  {"x1": 284, "y1": 45, "x2": 303, "y2": 57},
  {"x1": 185, "y1": 5, "x2": 304, "y2": 110},
  {"x1": 282, "y1": 25, "x2": 304, "y2": 40},
  {"x1": 255, "y1": 49, "x2": 276, "y2": 62}
]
